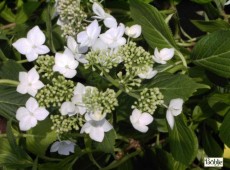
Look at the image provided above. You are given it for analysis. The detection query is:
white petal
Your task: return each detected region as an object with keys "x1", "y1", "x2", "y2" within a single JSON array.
[
  {"x1": 138, "y1": 68, "x2": 158, "y2": 79},
  {"x1": 26, "y1": 50, "x2": 38, "y2": 62},
  {"x1": 87, "y1": 20, "x2": 101, "y2": 43},
  {"x1": 19, "y1": 72, "x2": 28, "y2": 82},
  {"x1": 125, "y1": 25, "x2": 142, "y2": 38},
  {"x1": 75, "y1": 54, "x2": 88, "y2": 64},
  {"x1": 160, "y1": 48, "x2": 174, "y2": 61},
  {"x1": 34, "y1": 45, "x2": 50, "y2": 54},
  {"x1": 63, "y1": 69, "x2": 77, "y2": 78},
  {"x1": 26, "y1": 97, "x2": 39, "y2": 113},
  {"x1": 34, "y1": 108, "x2": 49, "y2": 121},
  {"x1": 60, "y1": 102, "x2": 76, "y2": 116},
  {"x1": 130, "y1": 109, "x2": 141, "y2": 124},
  {"x1": 63, "y1": 48, "x2": 75, "y2": 60},
  {"x1": 166, "y1": 110, "x2": 174, "y2": 130},
  {"x1": 55, "y1": 53, "x2": 68, "y2": 67},
  {"x1": 77, "y1": 106, "x2": 86, "y2": 115},
  {"x1": 16, "y1": 107, "x2": 29, "y2": 121},
  {"x1": 78, "y1": 46, "x2": 88, "y2": 53},
  {"x1": 12, "y1": 38, "x2": 32, "y2": 55},
  {"x1": 74, "y1": 83, "x2": 85, "y2": 95},
  {"x1": 77, "y1": 31, "x2": 88, "y2": 46},
  {"x1": 104, "y1": 16, "x2": 117, "y2": 28},
  {"x1": 133, "y1": 123, "x2": 148, "y2": 133},
  {"x1": 27, "y1": 26, "x2": 45, "y2": 46},
  {"x1": 90, "y1": 127, "x2": 104, "y2": 142},
  {"x1": 27, "y1": 87, "x2": 38, "y2": 97},
  {"x1": 92, "y1": 38, "x2": 108, "y2": 51},
  {"x1": 17, "y1": 84, "x2": 28, "y2": 94},
  {"x1": 116, "y1": 37, "x2": 126, "y2": 47},
  {"x1": 19, "y1": 116, "x2": 37, "y2": 131},
  {"x1": 57, "y1": 141, "x2": 75, "y2": 155},
  {"x1": 169, "y1": 98, "x2": 184, "y2": 116},
  {"x1": 139, "y1": 113, "x2": 154, "y2": 126},
  {"x1": 80, "y1": 122, "x2": 92, "y2": 134},
  {"x1": 68, "y1": 60, "x2": 79, "y2": 70},
  {"x1": 32, "y1": 81, "x2": 44, "y2": 90},
  {"x1": 102, "y1": 119, "x2": 113, "y2": 132},
  {"x1": 67, "y1": 36, "x2": 78, "y2": 52},
  {"x1": 92, "y1": 2, "x2": 105, "y2": 18},
  {"x1": 28, "y1": 68, "x2": 39, "y2": 83},
  {"x1": 117, "y1": 24, "x2": 125, "y2": 38}
]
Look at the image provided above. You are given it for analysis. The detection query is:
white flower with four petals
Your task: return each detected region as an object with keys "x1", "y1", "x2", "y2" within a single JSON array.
[
  {"x1": 130, "y1": 109, "x2": 153, "y2": 133},
  {"x1": 12, "y1": 26, "x2": 50, "y2": 62},
  {"x1": 17, "y1": 67, "x2": 44, "y2": 97},
  {"x1": 16, "y1": 97, "x2": 49, "y2": 131}
]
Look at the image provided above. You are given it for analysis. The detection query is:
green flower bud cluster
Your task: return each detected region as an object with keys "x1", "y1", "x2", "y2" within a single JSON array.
[
  {"x1": 36, "y1": 76, "x2": 74, "y2": 108},
  {"x1": 35, "y1": 55, "x2": 55, "y2": 79},
  {"x1": 57, "y1": 0, "x2": 87, "y2": 37},
  {"x1": 117, "y1": 72, "x2": 142, "y2": 93},
  {"x1": 83, "y1": 87, "x2": 118, "y2": 114},
  {"x1": 50, "y1": 114, "x2": 84, "y2": 134},
  {"x1": 119, "y1": 41, "x2": 153, "y2": 76},
  {"x1": 132, "y1": 88, "x2": 164, "y2": 114},
  {"x1": 85, "y1": 50, "x2": 122, "y2": 73}
]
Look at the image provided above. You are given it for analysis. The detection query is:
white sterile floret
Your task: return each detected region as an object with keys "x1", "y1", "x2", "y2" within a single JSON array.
[
  {"x1": 138, "y1": 67, "x2": 158, "y2": 79},
  {"x1": 100, "y1": 23, "x2": 126, "y2": 49},
  {"x1": 166, "y1": 98, "x2": 184, "y2": 130},
  {"x1": 66, "y1": 36, "x2": 88, "y2": 64},
  {"x1": 125, "y1": 24, "x2": 142, "y2": 38},
  {"x1": 80, "y1": 113, "x2": 113, "y2": 142},
  {"x1": 71, "y1": 83, "x2": 87, "y2": 115},
  {"x1": 12, "y1": 26, "x2": 50, "y2": 62},
  {"x1": 92, "y1": 2, "x2": 117, "y2": 28},
  {"x1": 17, "y1": 67, "x2": 44, "y2": 97},
  {"x1": 53, "y1": 48, "x2": 79, "y2": 78},
  {"x1": 16, "y1": 97, "x2": 49, "y2": 131},
  {"x1": 130, "y1": 109, "x2": 153, "y2": 133},
  {"x1": 152, "y1": 47, "x2": 174, "y2": 64},
  {"x1": 50, "y1": 140, "x2": 75, "y2": 155},
  {"x1": 60, "y1": 101, "x2": 77, "y2": 116},
  {"x1": 77, "y1": 20, "x2": 101, "y2": 47}
]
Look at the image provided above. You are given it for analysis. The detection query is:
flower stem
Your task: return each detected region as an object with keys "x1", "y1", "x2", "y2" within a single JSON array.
[
  {"x1": 175, "y1": 50, "x2": 187, "y2": 68},
  {"x1": 17, "y1": 59, "x2": 28, "y2": 64},
  {"x1": 0, "y1": 79, "x2": 19, "y2": 86}
]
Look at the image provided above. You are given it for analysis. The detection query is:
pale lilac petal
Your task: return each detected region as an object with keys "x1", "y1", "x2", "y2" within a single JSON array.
[
  {"x1": 32, "y1": 81, "x2": 44, "y2": 89},
  {"x1": 78, "y1": 46, "x2": 88, "y2": 54},
  {"x1": 50, "y1": 141, "x2": 60, "y2": 152},
  {"x1": 104, "y1": 17, "x2": 117, "y2": 28},
  {"x1": 12, "y1": 38, "x2": 32, "y2": 55},
  {"x1": 27, "y1": 26, "x2": 45, "y2": 46},
  {"x1": 90, "y1": 127, "x2": 104, "y2": 142},
  {"x1": 34, "y1": 45, "x2": 50, "y2": 54},
  {"x1": 67, "y1": 36, "x2": 78, "y2": 52},
  {"x1": 74, "y1": 83, "x2": 85, "y2": 95},
  {"x1": 26, "y1": 97, "x2": 39, "y2": 113},
  {"x1": 16, "y1": 107, "x2": 30, "y2": 121},
  {"x1": 166, "y1": 110, "x2": 174, "y2": 130},
  {"x1": 80, "y1": 122, "x2": 92, "y2": 133},
  {"x1": 33, "y1": 108, "x2": 49, "y2": 121},
  {"x1": 92, "y1": 2, "x2": 105, "y2": 18},
  {"x1": 60, "y1": 101, "x2": 76, "y2": 116},
  {"x1": 87, "y1": 20, "x2": 101, "y2": 39},
  {"x1": 77, "y1": 31, "x2": 88, "y2": 45}
]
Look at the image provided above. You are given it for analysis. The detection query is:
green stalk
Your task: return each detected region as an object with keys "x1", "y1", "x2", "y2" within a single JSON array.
[{"x1": 0, "y1": 79, "x2": 19, "y2": 86}]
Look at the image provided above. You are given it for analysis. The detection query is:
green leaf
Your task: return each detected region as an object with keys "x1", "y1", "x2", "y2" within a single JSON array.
[
  {"x1": 191, "y1": 0, "x2": 212, "y2": 4},
  {"x1": 146, "y1": 73, "x2": 208, "y2": 104},
  {"x1": 169, "y1": 116, "x2": 198, "y2": 165},
  {"x1": 201, "y1": 125, "x2": 223, "y2": 157},
  {"x1": 0, "y1": 60, "x2": 25, "y2": 80},
  {"x1": 191, "y1": 20, "x2": 230, "y2": 33},
  {"x1": 220, "y1": 111, "x2": 230, "y2": 147},
  {"x1": 130, "y1": 0, "x2": 177, "y2": 49},
  {"x1": 15, "y1": 2, "x2": 40, "y2": 24},
  {"x1": 0, "y1": 2, "x2": 15, "y2": 22},
  {"x1": 26, "y1": 118, "x2": 57, "y2": 156},
  {"x1": 93, "y1": 130, "x2": 116, "y2": 153},
  {"x1": 0, "y1": 138, "x2": 33, "y2": 169},
  {"x1": 208, "y1": 93, "x2": 230, "y2": 116},
  {"x1": 0, "y1": 86, "x2": 29, "y2": 120},
  {"x1": 191, "y1": 30, "x2": 230, "y2": 78}
]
